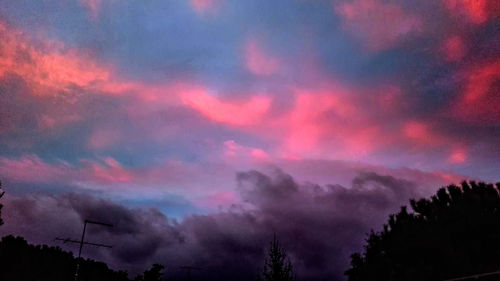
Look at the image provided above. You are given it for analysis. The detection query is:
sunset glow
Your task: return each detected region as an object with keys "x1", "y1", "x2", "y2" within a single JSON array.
[{"x1": 1, "y1": 1, "x2": 499, "y2": 280}]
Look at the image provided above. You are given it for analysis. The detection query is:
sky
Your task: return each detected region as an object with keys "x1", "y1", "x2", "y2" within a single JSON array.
[{"x1": 0, "y1": 0, "x2": 499, "y2": 280}]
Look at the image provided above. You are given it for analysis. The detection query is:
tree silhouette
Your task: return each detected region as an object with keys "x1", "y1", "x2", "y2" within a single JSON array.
[
  {"x1": 259, "y1": 234, "x2": 295, "y2": 281},
  {"x1": 0, "y1": 234, "x2": 169, "y2": 281},
  {"x1": 345, "y1": 181, "x2": 500, "y2": 281},
  {"x1": 0, "y1": 235, "x2": 130, "y2": 281},
  {"x1": 134, "y1": 264, "x2": 164, "y2": 281}
]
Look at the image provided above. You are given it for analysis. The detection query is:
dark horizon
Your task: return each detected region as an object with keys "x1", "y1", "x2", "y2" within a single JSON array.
[
  {"x1": 3, "y1": 179, "x2": 500, "y2": 281},
  {"x1": 2, "y1": 170, "x2": 427, "y2": 280}
]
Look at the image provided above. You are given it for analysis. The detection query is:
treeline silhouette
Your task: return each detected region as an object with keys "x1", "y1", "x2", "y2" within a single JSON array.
[
  {"x1": 0, "y1": 233, "x2": 296, "y2": 281},
  {"x1": 0, "y1": 233, "x2": 294, "y2": 281},
  {"x1": 0, "y1": 235, "x2": 165, "y2": 281},
  {"x1": 0, "y1": 235, "x2": 131, "y2": 281},
  {"x1": 6, "y1": 180, "x2": 500, "y2": 280},
  {"x1": 346, "y1": 181, "x2": 500, "y2": 281}
]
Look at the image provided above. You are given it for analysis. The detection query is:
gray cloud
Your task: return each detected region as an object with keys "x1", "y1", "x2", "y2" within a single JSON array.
[{"x1": 0, "y1": 169, "x2": 433, "y2": 280}]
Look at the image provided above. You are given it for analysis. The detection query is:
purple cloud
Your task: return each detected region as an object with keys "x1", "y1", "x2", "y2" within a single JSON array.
[{"x1": 1, "y1": 169, "x2": 436, "y2": 280}]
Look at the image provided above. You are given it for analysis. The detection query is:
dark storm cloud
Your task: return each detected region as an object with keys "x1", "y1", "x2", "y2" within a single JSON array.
[{"x1": 0, "y1": 169, "x2": 427, "y2": 280}]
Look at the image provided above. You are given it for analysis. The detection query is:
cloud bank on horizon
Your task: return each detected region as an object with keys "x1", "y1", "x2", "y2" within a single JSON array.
[{"x1": 0, "y1": 169, "x2": 435, "y2": 280}]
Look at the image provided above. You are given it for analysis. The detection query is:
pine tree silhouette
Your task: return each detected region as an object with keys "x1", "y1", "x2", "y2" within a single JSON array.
[{"x1": 259, "y1": 234, "x2": 295, "y2": 281}]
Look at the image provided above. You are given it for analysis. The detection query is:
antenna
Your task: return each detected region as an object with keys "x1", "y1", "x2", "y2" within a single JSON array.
[
  {"x1": 54, "y1": 238, "x2": 112, "y2": 248},
  {"x1": 179, "y1": 266, "x2": 202, "y2": 281},
  {"x1": 55, "y1": 219, "x2": 113, "y2": 281},
  {"x1": 0, "y1": 180, "x2": 5, "y2": 199}
]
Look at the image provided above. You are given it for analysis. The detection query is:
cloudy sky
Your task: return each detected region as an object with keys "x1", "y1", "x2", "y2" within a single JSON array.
[{"x1": 0, "y1": 0, "x2": 499, "y2": 280}]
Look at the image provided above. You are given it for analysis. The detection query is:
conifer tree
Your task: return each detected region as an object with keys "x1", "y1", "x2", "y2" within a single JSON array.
[{"x1": 259, "y1": 234, "x2": 295, "y2": 281}]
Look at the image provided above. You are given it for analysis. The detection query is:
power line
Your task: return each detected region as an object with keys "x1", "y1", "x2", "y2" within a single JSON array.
[
  {"x1": 179, "y1": 266, "x2": 202, "y2": 281},
  {"x1": 444, "y1": 270, "x2": 500, "y2": 281}
]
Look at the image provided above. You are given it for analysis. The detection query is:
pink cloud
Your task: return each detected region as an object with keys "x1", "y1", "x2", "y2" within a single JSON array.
[
  {"x1": 0, "y1": 153, "x2": 474, "y2": 212},
  {"x1": 155, "y1": 67, "x2": 470, "y2": 168},
  {"x1": 244, "y1": 38, "x2": 280, "y2": 76},
  {"x1": 194, "y1": 191, "x2": 239, "y2": 210},
  {"x1": 251, "y1": 149, "x2": 271, "y2": 162},
  {"x1": 0, "y1": 20, "x2": 191, "y2": 137},
  {"x1": 0, "y1": 154, "x2": 243, "y2": 210},
  {"x1": 343, "y1": 126, "x2": 384, "y2": 156},
  {"x1": 181, "y1": 87, "x2": 272, "y2": 126},
  {"x1": 0, "y1": 18, "x2": 482, "y2": 183},
  {"x1": 0, "y1": 155, "x2": 135, "y2": 186},
  {"x1": 376, "y1": 85, "x2": 405, "y2": 111},
  {"x1": 0, "y1": 154, "x2": 231, "y2": 194},
  {"x1": 335, "y1": 0, "x2": 422, "y2": 51},
  {"x1": 0, "y1": 155, "x2": 72, "y2": 183},
  {"x1": 402, "y1": 121, "x2": 469, "y2": 165},
  {"x1": 36, "y1": 113, "x2": 82, "y2": 131},
  {"x1": 0, "y1": 21, "x2": 277, "y2": 140},
  {"x1": 0, "y1": 20, "x2": 182, "y2": 103},
  {"x1": 223, "y1": 140, "x2": 270, "y2": 164},
  {"x1": 190, "y1": 0, "x2": 220, "y2": 15},
  {"x1": 449, "y1": 149, "x2": 467, "y2": 164},
  {"x1": 403, "y1": 121, "x2": 443, "y2": 146},
  {"x1": 181, "y1": 81, "x2": 375, "y2": 160},
  {"x1": 443, "y1": 0, "x2": 489, "y2": 24},
  {"x1": 451, "y1": 58, "x2": 500, "y2": 123},
  {"x1": 80, "y1": 0, "x2": 102, "y2": 20},
  {"x1": 231, "y1": 79, "x2": 467, "y2": 164},
  {"x1": 441, "y1": 35, "x2": 467, "y2": 61},
  {"x1": 88, "y1": 129, "x2": 121, "y2": 149},
  {"x1": 0, "y1": 23, "x2": 280, "y2": 153},
  {"x1": 281, "y1": 90, "x2": 354, "y2": 154},
  {"x1": 0, "y1": 22, "x2": 110, "y2": 96},
  {"x1": 268, "y1": 84, "x2": 394, "y2": 159},
  {"x1": 84, "y1": 157, "x2": 133, "y2": 184}
]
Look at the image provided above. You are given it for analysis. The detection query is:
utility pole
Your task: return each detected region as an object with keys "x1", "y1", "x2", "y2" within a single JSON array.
[
  {"x1": 179, "y1": 266, "x2": 202, "y2": 281},
  {"x1": 55, "y1": 219, "x2": 113, "y2": 281}
]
